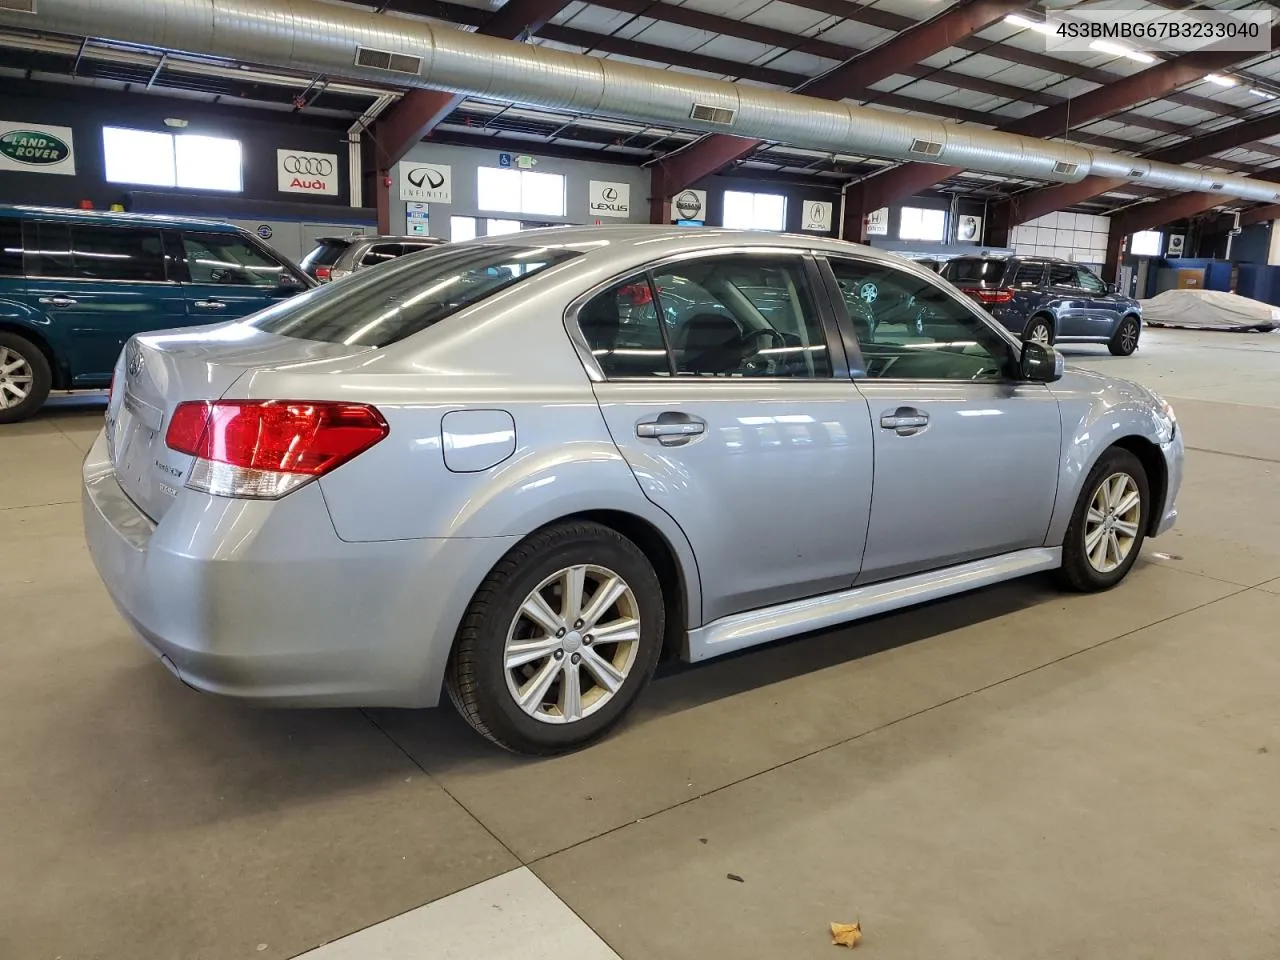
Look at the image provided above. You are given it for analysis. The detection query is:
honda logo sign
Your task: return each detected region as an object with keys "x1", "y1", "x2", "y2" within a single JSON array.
[{"x1": 277, "y1": 149, "x2": 339, "y2": 196}]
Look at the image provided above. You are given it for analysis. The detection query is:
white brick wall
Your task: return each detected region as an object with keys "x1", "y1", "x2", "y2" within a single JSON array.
[{"x1": 1009, "y1": 212, "x2": 1110, "y2": 266}]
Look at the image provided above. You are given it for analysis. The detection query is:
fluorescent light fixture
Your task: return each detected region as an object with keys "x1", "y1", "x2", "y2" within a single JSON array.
[
  {"x1": 1004, "y1": 13, "x2": 1054, "y2": 35},
  {"x1": 1205, "y1": 74, "x2": 1236, "y2": 87},
  {"x1": 1249, "y1": 87, "x2": 1278, "y2": 100},
  {"x1": 1089, "y1": 40, "x2": 1157, "y2": 64}
]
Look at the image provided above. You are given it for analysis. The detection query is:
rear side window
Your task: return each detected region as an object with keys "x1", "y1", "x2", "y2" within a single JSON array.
[
  {"x1": 182, "y1": 231, "x2": 288, "y2": 287},
  {"x1": 28, "y1": 221, "x2": 73, "y2": 277},
  {"x1": 941, "y1": 258, "x2": 1006, "y2": 284},
  {"x1": 1012, "y1": 262, "x2": 1046, "y2": 287},
  {"x1": 0, "y1": 219, "x2": 21, "y2": 277},
  {"x1": 1047, "y1": 263, "x2": 1077, "y2": 287},
  {"x1": 360, "y1": 243, "x2": 403, "y2": 267},
  {"x1": 71, "y1": 226, "x2": 166, "y2": 282},
  {"x1": 247, "y1": 244, "x2": 579, "y2": 347}
]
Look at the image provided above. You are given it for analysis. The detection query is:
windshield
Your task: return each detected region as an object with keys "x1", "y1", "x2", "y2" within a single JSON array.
[
  {"x1": 941, "y1": 258, "x2": 1007, "y2": 285},
  {"x1": 247, "y1": 243, "x2": 580, "y2": 347},
  {"x1": 299, "y1": 240, "x2": 350, "y2": 272}
]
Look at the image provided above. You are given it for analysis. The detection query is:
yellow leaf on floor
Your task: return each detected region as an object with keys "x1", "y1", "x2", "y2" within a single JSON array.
[{"x1": 830, "y1": 921, "x2": 862, "y2": 948}]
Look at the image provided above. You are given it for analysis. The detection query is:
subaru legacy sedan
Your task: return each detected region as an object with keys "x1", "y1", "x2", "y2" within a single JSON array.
[{"x1": 83, "y1": 227, "x2": 1182, "y2": 754}]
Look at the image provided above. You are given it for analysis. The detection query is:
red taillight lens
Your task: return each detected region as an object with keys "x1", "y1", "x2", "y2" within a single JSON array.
[
  {"x1": 972, "y1": 288, "x2": 1015, "y2": 304},
  {"x1": 315, "y1": 267, "x2": 332, "y2": 282},
  {"x1": 165, "y1": 400, "x2": 389, "y2": 498},
  {"x1": 619, "y1": 283, "x2": 653, "y2": 306}
]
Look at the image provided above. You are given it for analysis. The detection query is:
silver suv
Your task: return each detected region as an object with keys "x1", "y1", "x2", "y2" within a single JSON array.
[
  {"x1": 299, "y1": 234, "x2": 445, "y2": 283},
  {"x1": 83, "y1": 227, "x2": 1182, "y2": 754}
]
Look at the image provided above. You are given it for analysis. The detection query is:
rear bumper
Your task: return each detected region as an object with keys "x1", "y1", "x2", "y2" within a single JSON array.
[
  {"x1": 1152, "y1": 428, "x2": 1184, "y2": 538},
  {"x1": 82, "y1": 430, "x2": 518, "y2": 707}
]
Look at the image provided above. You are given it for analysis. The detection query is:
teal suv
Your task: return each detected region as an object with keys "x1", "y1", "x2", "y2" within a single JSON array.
[{"x1": 0, "y1": 206, "x2": 312, "y2": 422}]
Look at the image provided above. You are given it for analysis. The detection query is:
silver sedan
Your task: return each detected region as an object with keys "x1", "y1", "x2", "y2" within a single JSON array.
[{"x1": 83, "y1": 227, "x2": 1183, "y2": 754}]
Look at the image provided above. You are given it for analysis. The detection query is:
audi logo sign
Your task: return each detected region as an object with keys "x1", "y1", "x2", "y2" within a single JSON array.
[{"x1": 276, "y1": 149, "x2": 339, "y2": 196}]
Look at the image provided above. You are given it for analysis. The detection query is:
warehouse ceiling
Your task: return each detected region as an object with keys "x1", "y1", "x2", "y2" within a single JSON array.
[{"x1": 2, "y1": 0, "x2": 1279, "y2": 219}]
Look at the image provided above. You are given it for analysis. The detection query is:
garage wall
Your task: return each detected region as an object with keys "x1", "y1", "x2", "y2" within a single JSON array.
[
  {"x1": 393, "y1": 142, "x2": 651, "y2": 238},
  {"x1": 1009, "y1": 212, "x2": 1111, "y2": 265}
]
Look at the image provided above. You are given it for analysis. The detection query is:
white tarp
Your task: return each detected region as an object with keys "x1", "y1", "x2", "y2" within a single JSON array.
[{"x1": 1139, "y1": 289, "x2": 1280, "y2": 332}]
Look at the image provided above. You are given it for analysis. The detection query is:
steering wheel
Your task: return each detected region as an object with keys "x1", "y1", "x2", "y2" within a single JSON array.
[{"x1": 738, "y1": 328, "x2": 787, "y2": 374}]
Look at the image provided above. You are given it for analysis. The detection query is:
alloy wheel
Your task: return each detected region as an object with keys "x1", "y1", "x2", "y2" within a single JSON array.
[
  {"x1": 1084, "y1": 472, "x2": 1142, "y2": 573},
  {"x1": 0, "y1": 346, "x2": 34, "y2": 410},
  {"x1": 1119, "y1": 320, "x2": 1139, "y2": 354},
  {"x1": 504, "y1": 564, "x2": 641, "y2": 724},
  {"x1": 1030, "y1": 323, "x2": 1052, "y2": 346}
]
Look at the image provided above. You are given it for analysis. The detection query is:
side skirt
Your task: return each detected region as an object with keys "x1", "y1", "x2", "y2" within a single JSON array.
[{"x1": 685, "y1": 547, "x2": 1062, "y2": 662}]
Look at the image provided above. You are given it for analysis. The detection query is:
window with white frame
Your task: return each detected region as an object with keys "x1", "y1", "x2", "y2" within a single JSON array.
[
  {"x1": 102, "y1": 126, "x2": 243, "y2": 192},
  {"x1": 899, "y1": 206, "x2": 946, "y2": 242},
  {"x1": 450, "y1": 216, "x2": 477, "y2": 242},
  {"x1": 722, "y1": 190, "x2": 787, "y2": 231},
  {"x1": 476, "y1": 167, "x2": 566, "y2": 217}
]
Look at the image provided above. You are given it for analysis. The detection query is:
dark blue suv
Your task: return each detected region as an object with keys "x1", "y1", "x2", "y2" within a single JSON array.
[
  {"x1": 940, "y1": 256, "x2": 1143, "y2": 357},
  {"x1": 0, "y1": 206, "x2": 312, "y2": 423}
]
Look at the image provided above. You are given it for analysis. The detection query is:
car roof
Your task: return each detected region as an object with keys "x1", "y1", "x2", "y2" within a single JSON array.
[
  {"x1": 947, "y1": 254, "x2": 1070, "y2": 264},
  {"x1": 0, "y1": 204, "x2": 243, "y2": 232},
  {"x1": 315, "y1": 235, "x2": 445, "y2": 245}
]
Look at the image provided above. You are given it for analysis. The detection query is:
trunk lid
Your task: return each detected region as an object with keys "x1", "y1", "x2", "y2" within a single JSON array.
[{"x1": 106, "y1": 323, "x2": 371, "y2": 521}]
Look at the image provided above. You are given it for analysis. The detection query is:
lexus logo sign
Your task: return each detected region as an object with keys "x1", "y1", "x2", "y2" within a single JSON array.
[
  {"x1": 399, "y1": 161, "x2": 452, "y2": 203},
  {"x1": 277, "y1": 149, "x2": 339, "y2": 196},
  {"x1": 589, "y1": 180, "x2": 630, "y2": 218}
]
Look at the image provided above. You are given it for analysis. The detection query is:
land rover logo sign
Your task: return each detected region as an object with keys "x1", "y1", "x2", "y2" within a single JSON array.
[
  {"x1": 398, "y1": 161, "x2": 452, "y2": 203},
  {"x1": 672, "y1": 189, "x2": 706, "y2": 222},
  {"x1": 588, "y1": 180, "x2": 630, "y2": 218},
  {"x1": 276, "y1": 149, "x2": 339, "y2": 196},
  {"x1": 0, "y1": 122, "x2": 77, "y2": 175}
]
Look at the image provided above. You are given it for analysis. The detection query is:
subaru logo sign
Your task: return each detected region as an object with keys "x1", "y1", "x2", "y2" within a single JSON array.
[{"x1": 257, "y1": 224, "x2": 273, "y2": 240}]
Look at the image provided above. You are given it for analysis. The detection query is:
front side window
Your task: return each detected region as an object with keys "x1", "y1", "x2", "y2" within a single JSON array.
[
  {"x1": 70, "y1": 226, "x2": 166, "y2": 282},
  {"x1": 1076, "y1": 269, "x2": 1106, "y2": 294},
  {"x1": 181, "y1": 232, "x2": 287, "y2": 287},
  {"x1": 248, "y1": 244, "x2": 579, "y2": 347},
  {"x1": 578, "y1": 254, "x2": 831, "y2": 379},
  {"x1": 829, "y1": 257, "x2": 1013, "y2": 382},
  {"x1": 0, "y1": 219, "x2": 22, "y2": 277}
]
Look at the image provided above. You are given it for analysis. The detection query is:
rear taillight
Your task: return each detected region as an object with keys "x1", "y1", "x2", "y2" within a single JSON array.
[
  {"x1": 165, "y1": 400, "x2": 389, "y2": 499},
  {"x1": 107, "y1": 370, "x2": 117, "y2": 408},
  {"x1": 314, "y1": 267, "x2": 332, "y2": 282},
  {"x1": 972, "y1": 288, "x2": 1015, "y2": 304}
]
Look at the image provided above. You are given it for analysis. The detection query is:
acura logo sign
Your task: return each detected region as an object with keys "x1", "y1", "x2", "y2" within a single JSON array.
[
  {"x1": 407, "y1": 166, "x2": 446, "y2": 189},
  {"x1": 282, "y1": 154, "x2": 334, "y2": 176}
]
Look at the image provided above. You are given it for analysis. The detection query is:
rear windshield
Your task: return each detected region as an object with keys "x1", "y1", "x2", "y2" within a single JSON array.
[
  {"x1": 941, "y1": 258, "x2": 1007, "y2": 284},
  {"x1": 299, "y1": 240, "x2": 351, "y2": 271},
  {"x1": 247, "y1": 244, "x2": 580, "y2": 347}
]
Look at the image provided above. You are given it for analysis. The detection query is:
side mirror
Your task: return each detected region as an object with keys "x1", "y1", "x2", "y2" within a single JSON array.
[
  {"x1": 278, "y1": 273, "x2": 306, "y2": 292},
  {"x1": 1021, "y1": 341, "x2": 1064, "y2": 383}
]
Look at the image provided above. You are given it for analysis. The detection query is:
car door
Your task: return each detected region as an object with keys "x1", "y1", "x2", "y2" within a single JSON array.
[
  {"x1": 1073, "y1": 266, "x2": 1122, "y2": 338},
  {"x1": 1045, "y1": 262, "x2": 1091, "y2": 338},
  {"x1": 824, "y1": 255, "x2": 1062, "y2": 584},
  {"x1": 173, "y1": 229, "x2": 305, "y2": 323},
  {"x1": 22, "y1": 220, "x2": 185, "y2": 385},
  {"x1": 580, "y1": 249, "x2": 875, "y2": 624}
]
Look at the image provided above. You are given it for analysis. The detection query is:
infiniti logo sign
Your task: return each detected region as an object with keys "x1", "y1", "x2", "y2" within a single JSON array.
[
  {"x1": 408, "y1": 167, "x2": 446, "y2": 189},
  {"x1": 399, "y1": 161, "x2": 453, "y2": 202}
]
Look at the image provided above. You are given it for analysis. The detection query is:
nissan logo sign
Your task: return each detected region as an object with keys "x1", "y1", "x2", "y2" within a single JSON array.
[
  {"x1": 674, "y1": 191, "x2": 703, "y2": 220},
  {"x1": 282, "y1": 155, "x2": 334, "y2": 176},
  {"x1": 408, "y1": 167, "x2": 446, "y2": 189}
]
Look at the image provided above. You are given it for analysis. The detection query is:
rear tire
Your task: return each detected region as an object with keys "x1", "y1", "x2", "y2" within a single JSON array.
[
  {"x1": 0, "y1": 332, "x2": 52, "y2": 424},
  {"x1": 1024, "y1": 316, "x2": 1055, "y2": 346},
  {"x1": 1057, "y1": 447, "x2": 1150, "y2": 592},
  {"x1": 1109, "y1": 316, "x2": 1140, "y2": 356},
  {"x1": 446, "y1": 521, "x2": 665, "y2": 755}
]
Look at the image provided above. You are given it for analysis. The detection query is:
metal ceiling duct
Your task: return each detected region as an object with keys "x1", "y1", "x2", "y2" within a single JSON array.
[{"x1": 4, "y1": 0, "x2": 1279, "y2": 205}]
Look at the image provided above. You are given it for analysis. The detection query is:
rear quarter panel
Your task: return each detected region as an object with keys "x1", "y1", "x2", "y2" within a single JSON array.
[
  {"x1": 1044, "y1": 369, "x2": 1174, "y2": 544},
  {"x1": 0, "y1": 280, "x2": 68, "y2": 383}
]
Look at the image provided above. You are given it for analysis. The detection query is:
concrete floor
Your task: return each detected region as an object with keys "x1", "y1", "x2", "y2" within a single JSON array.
[{"x1": 2, "y1": 328, "x2": 1278, "y2": 959}]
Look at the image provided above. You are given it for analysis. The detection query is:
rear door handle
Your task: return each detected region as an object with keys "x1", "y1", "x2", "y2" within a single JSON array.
[
  {"x1": 38, "y1": 296, "x2": 77, "y2": 307},
  {"x1": 636, "y1": 412, "x2": 706, "y2": 446},
  {"x1": 193, "y1": 299, "x2": 227, "y2": 311},
  {"x1": 880, "y1": 407, "x2": 929, "y2": 435}
]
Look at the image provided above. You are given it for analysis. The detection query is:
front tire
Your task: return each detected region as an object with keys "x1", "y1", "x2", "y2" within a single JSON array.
[
  {"x1": 1109, "y1": 316, "x2": 1140, "y2": 356},
  {"x1": 1057, "y1": 448, "x2": 1150, "y2": 592},
  {"x1": 1024, "y1": 316, "x2": 1054, "y2": 347},
  {"x1": 446, "y1": 521, "x2": 665, "y2": 754},
  {"x1": 0, "y1": 332, "x2": 52, "y2": 424}
]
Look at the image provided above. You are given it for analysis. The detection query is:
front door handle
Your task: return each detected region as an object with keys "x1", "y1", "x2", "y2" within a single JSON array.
[
  {"x1": 636, "y1": 412, "x2": 706, "y2": 446},
  {"x1": 880, "y1": 407, "x2": 929, "y2": 435},
  {"x1": 38, "y1": 296, "x2": 77, "y2": 307},
  {"x1": 192, "y1": 299, "x2": 227, "y2": 311}
]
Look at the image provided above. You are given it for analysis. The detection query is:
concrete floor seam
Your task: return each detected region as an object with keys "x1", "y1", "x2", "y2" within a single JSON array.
[{"x1": 525, "y1": 583, "x2": 1254, "y2": 867}]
